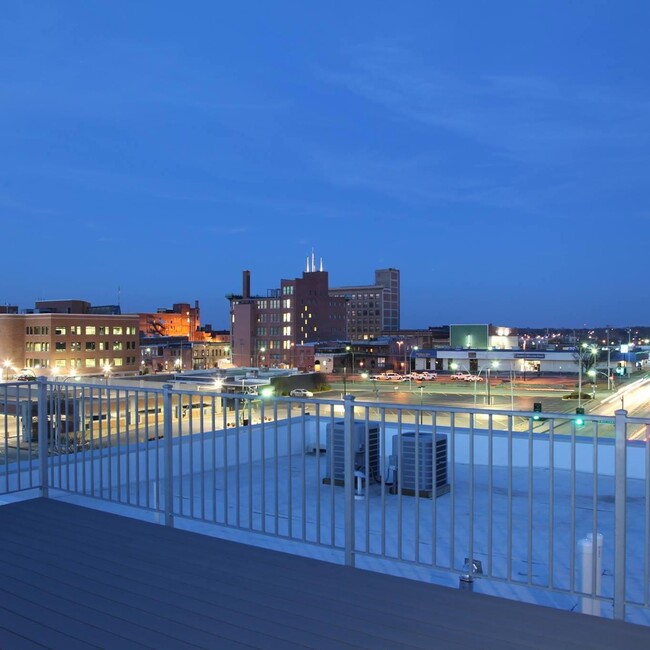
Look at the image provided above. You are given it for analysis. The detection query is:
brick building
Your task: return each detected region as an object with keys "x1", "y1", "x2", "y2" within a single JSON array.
[
  {"x1": 138, "y1": 302, "x2": 201, "y2": 341},
  {"x1": 228, "y1": 262, "x2": 347, "y2": 368},
  {"x1": 329, "y1": 268, "x2": 400, "y2": 339},
  {"x1": 0, "y1": 300, "x2": 140, "y2": 378}
]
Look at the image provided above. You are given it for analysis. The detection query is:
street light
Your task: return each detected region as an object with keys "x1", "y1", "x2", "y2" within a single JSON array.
[
  {"x1": 577, "y1": 343, "x2": 598, "y2": 408},
  {"x1": 257, "y1": 346, "x2": 266, "y2": 368},
  {"x1": 2, "y1": 359, "x2": 12, "y2": 382},
  {"x1": 346, "y1": 345, "x2": 355, "y2": 383},
  {"x1": 396, "y1": 340, "x2": 404, "y2": 373},
  {"x1": 103, "y1": 363, "x2": 112, "y2": 385},
  {"x1": 587, "y1": 368, "x2": 614, "y2": 393},
  {"x1": 450, "y1": 362, "x2": 478, "y2": 405},
  {"x1": 486, "y1": 360, "x2": 499, "y2": 405}
]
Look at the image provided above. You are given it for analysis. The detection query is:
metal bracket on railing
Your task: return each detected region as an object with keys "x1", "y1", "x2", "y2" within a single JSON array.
[{"x1": 459, "y1": 558, "x2": 483, "y2": 590}]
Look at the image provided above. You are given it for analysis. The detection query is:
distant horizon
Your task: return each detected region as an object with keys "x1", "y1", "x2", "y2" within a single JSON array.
[{"x1": 4, "y1": 293, "x2": 649, "y2": 335}]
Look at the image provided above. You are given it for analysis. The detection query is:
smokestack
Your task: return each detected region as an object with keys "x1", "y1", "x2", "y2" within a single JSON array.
[{"x1": 243, "y1": 270, "x2": 251, "y2": 299}]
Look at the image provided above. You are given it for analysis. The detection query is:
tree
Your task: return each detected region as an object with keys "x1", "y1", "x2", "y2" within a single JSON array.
[{"x1": 572, "y1": 342, "x2": 599, "y2": 375}]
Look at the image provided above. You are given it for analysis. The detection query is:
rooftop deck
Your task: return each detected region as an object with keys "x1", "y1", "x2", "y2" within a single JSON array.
[{"x1": 1, "y1": 497, "x2": 649, "y2": 649}]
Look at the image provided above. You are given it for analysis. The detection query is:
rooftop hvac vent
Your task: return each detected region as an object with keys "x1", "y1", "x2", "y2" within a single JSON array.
[
  {"x1": 323, "y1": 420, "x2": 379, "y2": 487},
  {"x1": 391, "y1": 432, "x2": 450, "y2": 498}
]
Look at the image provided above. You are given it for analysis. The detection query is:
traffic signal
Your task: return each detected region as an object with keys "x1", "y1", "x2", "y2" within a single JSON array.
[
  {"x1": 575, "y1": 407, "x2": 585, "y2": 427},
  {"x1": 533, "y1": 402, "x2": 542, "y2": 421}
]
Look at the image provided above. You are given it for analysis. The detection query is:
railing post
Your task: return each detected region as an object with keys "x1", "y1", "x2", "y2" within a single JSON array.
[
  {"x1": 343, "y1": 394, "x2": 356, "y2": 567},
  {"x1": 613, "y1": 409, "x2": 627, "y2": 621},
  {"x1": 37, "y1": 377, "x2": 49, "y2": 498},
  {"x1": 163, "y1": 384, "x2": 174, "y2": 527}
]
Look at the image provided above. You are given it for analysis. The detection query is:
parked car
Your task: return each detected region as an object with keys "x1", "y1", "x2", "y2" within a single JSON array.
[
  {"x1": 290, "y1": 388, "x2": 314, "y2": 397},
  {"x1": 421, "y1": 372, "x2": 437, "y2": 380},
  {"x1": 463, "y1": 374, "x2": 483, "y2": 382},
  {"x1": 377, "y1": 372, "x2": 402, "y2": 381},
  {"x1": 450, "y1": 372, "x2": 467, "y2": 380}
]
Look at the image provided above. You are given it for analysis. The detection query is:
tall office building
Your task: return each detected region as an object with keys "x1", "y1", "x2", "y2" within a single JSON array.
[
  {"x1": 329, "y1": 268, "x2": 400, "y2": 339},
  {"x1": 228, "y1": 260, "x2": 347, "y2": 368}
]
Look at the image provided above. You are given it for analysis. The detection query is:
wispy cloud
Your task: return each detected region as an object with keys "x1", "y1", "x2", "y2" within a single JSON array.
[
  {"x1": 320, "y1": 42, "x2": 650, "y2": 166},
  {"x1": 0, "y1": 192, "x2": 59, "y2": 217}
]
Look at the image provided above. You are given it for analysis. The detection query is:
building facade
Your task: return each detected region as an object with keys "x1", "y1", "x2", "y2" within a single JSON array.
[
  {"x1": 449, "y1": 324, "x2": 519, "y2": 350},
  {"x1": 138, "y1": 302, "x2": 201, "y2": 341},
  {"x1": 228, "y1": 266, "x2": 347, "y2": 368},
  {"x1": 329, "y1": 268, "x2": 400, "y2": 339},
  {"x1": 0, "y1": 311, "x2": 140, "y2": 378}
]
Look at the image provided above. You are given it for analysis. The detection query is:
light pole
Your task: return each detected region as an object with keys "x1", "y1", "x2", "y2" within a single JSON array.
[
  {"x1": 486, "y1": 360, "x2": 499, "y2": 405},
  {"x1": 587, "y1": 368, "x2": 613, "y2": 394},
  {"x1": 578, "y1": 343, "x2": 585, "y2": 409},
  {"x1": 396, "y1": 340, "x2": 404, "y2": 373},
  {"x1": 451, "y1": 362, "x2": 478, "y2": 405},
  {"x1": 410, "y1": 346, "x2": 419, "y2": 388},
  {"x1": 257, "y1": 346, "x2": 266, "y2": 368},
  {"x1": 346, "y1": 345, "x2": 355, "y2": 383},
  {"x1": 606, "y1": 328, "x2": 611, "y2": 390},
  {"x1": 103, "y1": 363, "x2": 112, "y2": 385},
  {"x1": 577, "y1": 343, "x2": 598, "y2": 407},
  {"x1": 2, "y1": 359, "x2": 12, "y2": 382}
]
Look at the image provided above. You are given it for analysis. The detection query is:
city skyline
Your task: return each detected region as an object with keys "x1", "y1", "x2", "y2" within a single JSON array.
[{"x1": 2, "y1": 2, "x2": 649, "y2": 328}]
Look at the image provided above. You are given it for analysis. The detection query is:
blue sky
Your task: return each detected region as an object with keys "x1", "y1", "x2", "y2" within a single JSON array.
[{"x1": 1, "y1": 2, "x2": 649, "y2": 329}]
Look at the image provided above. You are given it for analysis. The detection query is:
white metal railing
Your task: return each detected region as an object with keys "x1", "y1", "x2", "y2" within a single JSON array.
[{"x1": 0, "y1": 377, "x2": 649, "y2": 623}]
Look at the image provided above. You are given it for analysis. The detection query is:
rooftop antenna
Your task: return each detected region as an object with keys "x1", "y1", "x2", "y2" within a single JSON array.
[
  {"x1": 319, "y1": 257, "x2": 323, "y2": 272},
  {"x1": 117, "y1": 286, "x2": 121, "y2": 309},
  {"x1": 311, "y1": 249, "x2": 315, "y2": 272}
]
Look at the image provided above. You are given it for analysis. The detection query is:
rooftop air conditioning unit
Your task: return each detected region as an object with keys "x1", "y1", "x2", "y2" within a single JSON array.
[
  {"x1": 323, "y1": 420, "x2": 379, "y2": 486},
  {"x1": 391, "y1": 432, "x2": 449, "y2": 498}
]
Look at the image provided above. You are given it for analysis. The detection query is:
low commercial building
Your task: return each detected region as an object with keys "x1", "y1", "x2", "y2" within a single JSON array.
[{"x1": 0, "y1": 300, "x2": 140, "y2": 378}]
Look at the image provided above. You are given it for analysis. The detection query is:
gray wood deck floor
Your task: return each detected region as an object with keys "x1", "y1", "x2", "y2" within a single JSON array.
[{"x1": 0, "y1": 498, "x2": 648, "y2": 649}]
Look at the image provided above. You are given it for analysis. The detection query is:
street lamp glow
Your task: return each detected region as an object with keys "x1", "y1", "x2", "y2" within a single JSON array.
[{"x1": 213, "y1": 379, "x2": 224, "y2": 391}]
